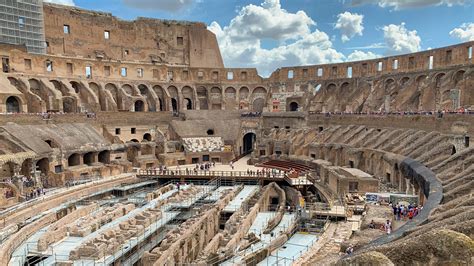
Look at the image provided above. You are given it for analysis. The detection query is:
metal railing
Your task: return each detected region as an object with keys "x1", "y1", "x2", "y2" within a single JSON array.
[{"x1": 138, "y1": 169, "x2": 286, "y2": 179}]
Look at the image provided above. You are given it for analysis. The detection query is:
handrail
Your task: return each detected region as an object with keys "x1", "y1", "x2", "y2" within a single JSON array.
[{"x1": 137, "y1": 169, "x2": 286, "y2": 179}]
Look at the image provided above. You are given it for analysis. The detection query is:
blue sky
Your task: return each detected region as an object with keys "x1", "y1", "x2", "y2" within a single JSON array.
[{"x1": 46, "y1": 0, "x2": 474, "y2": 76}]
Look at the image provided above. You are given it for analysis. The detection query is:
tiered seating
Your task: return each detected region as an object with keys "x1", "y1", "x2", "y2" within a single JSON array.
[
  {"x1": 260, "y1": 160, "x2": 312, "y2": 172},
  {"x1": 182, "y1": 137, "x2": 224, "y2": 153}
]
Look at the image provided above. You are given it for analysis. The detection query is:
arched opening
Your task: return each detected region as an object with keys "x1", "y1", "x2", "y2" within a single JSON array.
[
  {"x1": 197, "y1": 87, "x2": 208, "y2": 110},
  {"x1": 83, "y1": 152, "x2": 95, "y2": 166},
  {"x1": 184, "y1": 98, "x2": 193, "y2": 110},
  {"x1": 130, "y1": 139, "x2": 139, "y2": 143},
  {"x1": 62, "y1": 97, "x2": 77, "y2": 113},
  {"x1": 134, "y1": 100, "x2": 144, "y2": 112},
  {"x1": 70, "y1": 81, "x2": 80, "y2": 94},
  {"x1": 36, "y1": 158, "x2": 49, "y2": 176},
  {"x1": 252, "y1": 98, "x2": 265, "y2": 112},
  {"x1": 451, "y1": 145, "x2": 457, "y2": 155},
  {"x1": 289, "y1": 102, "x2": 299, "y2": 112},
  {"x1": 159, "y1": 98, "x2": 164, "y2": 111},
  {"x1": 6, "y1": 96, "x2": 20, "y2": 113},
  {"x1": 207, "y1": 129, "x2": 215, "y2": 136},
  {"x1": 242, "y1": 132, "x2": 256, "y2": 155},
  {"x1": 138, "y1": 85, "x2": 148, "y2": 96},
  {"x1": 20, "y1": 159, "x2": 33, "y2": 177},
  {"x1": 154, "y1": 85, "x2": 166, "y2": 111},
  {"x1": 44, "y1": 139, "x2": 58, "y2": 148},
  {"x1": 68, "y1": 153, "x2": 81, "y2": 167},
  {"x1": 171, "y1": 98, "x2": 178, "y2": 113},
  {"x1": 98, "y1": 150, "x2": 110, "y2": 164},
  {"x1": 143, "y1": 133, "x2": 152, "y2": 142}
]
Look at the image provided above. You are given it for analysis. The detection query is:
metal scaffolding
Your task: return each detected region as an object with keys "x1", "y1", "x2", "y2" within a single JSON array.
[{"x1": 0, "y1": 0, "x2": 46, "y2": 54}]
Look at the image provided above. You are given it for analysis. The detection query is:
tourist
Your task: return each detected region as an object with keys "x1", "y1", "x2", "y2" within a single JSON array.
[
  {"x1": 345, "y1": 245, "x2": 354, "y2": 255},
  {"x1": 384, "y1": 220, "x2": 392, "y2": 234},
  {"x1": 368, "y1": 220, "x2": 376, "y2": 229}
]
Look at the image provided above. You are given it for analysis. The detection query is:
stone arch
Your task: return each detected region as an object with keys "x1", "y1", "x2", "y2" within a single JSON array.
[
  {"x1": 68, "y1": 153, "x2": 80, "y2": 167},
  {"x1": 327, "y1": 83, "x2": 337, "y2": 90},
  {"x1": 239, "y1": 87, "x2": 250, "y2": 100},
  {"x1": 122, "y1": 84, "x2": 134, "y2": 96},
  {"x1": 138, "y1": 84, "x2": 156, "y2": 112},
  {"x1": 50, "y1": 80, "x2": 71, "y2": 96},
  {"x1": 62, "y1": 97, "x2": 77, "y2": 113},
  {"x1": 98, "y1": 150, "x2": 110, "y2": 164},
  {"x1": 341, "y1": 82, "x2": 350, "y2": 90},
  {"x1": 289, "y1": 101, "x2": 299, "y2": 112},
  {"x1": 225, "y1": 87, "x2": 236, "y2": 99},
  {"x1": 453, "y1": 70, "x2": 465, "y2": 85},
  {"x1": 7, "y1": 77, "x2": 38, "y2": 113},
  {"x1": 71, "y1": 81, "x2": 97, "y2": 112},
  {"x1": 89, "y1": 82, "x2": 108, "y2": 111},
  {"x1": 134, "y1": 100, "x2": 145, "y2": 112},
  {"x1": 210, "y1": 87, "x2": 222, "y2": 110},
  {"x1": 433, "y1": 73, "x2": 447, "y2": 110},
  {"x1": 385, "y1": 79, "x2": 395, "y2": 92},
  {"x1": 252, "y1": 98, "x2": 265, "y2": 112},
  {"x1": 400, "y1": 77, "x2": 410, "y2": 87},
  {"x1": 6, "y1": 96, "x2": 21, "y2": 113},
  {"x1": 434, "y1": 73, "x2": 446, "y2": 88},
  {"x1": 239, "y1": 87, "x2": 250, "y2": 110},
  {"x1": 143, "y1": 133, "x2": 152, "y2": 142},
  {"x1": 462, "y1": 71, "x2": 474, "y2": 109},
  {"x1": 182, "y1": 86, "x2": 194, "y2": 110},
  {"x1": 36, "y1": 158, "x2": 49, "y2": 176},
  {"x1": 83, "y1": 152, "x2": 96, "y2": 166},
  {"x1": 184, "y1": 98, "x2": 193, "y2": 110},
  {"x1": 447, "y1": 71, "x2": 465, "y2": 110},
  {"x1": 105, "y1": 83, "x2": 123, "y2": 110},
  {"x1": 197, "y1": 86, "x2": 208, "y2": 110},
  {"x1": 29, "y1": 78, "x2": 54, "y2": 111},
  {"x1": 242, "y1": 132, "x2": 256, "y2": 155},
  {"x1": 416, "y1": 75, "x2": 427, "y2": 86},
  {"x1": 251, "y1": 87, "x2": 267, "y2": 97},
  {"x1": 153, "y1": 85, "x2": 167, "y2": 111},
  {"x1": 168, "y1": 86, "x2": 179, "y2": 112}
]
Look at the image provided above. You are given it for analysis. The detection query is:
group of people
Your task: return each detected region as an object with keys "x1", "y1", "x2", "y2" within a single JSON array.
[
  {"x1": 241, "y1": 111, "x2": 262, "y2": 118},
  {"x1": 367, "y1": 219, "x2": 393, "y2": 235},
  {"x1": 391, "y1": 202, "x2": 422, "y2": 221},
  {"x1": 316, "y1": 109, "x2": 473, "y2": 117},
  {"x1": 195, "y1": 162, "x2": 216, "y2": 171},
  {"x1": 25, "y1": 187, "x2": 45, "y2": 201},
  {"x1": 246, "y1": 168, "x2": 281, "y2": 178},
  {"x1": 85, "y1": 112, "x2": 97, "y2": 119}
]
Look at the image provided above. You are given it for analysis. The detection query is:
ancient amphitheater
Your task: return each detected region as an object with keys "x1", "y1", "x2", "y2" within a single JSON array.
[{"x1": 0, "y1": 2, "x2": 472, "y2": 266}]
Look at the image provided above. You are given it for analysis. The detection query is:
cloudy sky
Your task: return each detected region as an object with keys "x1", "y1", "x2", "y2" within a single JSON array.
[{"x1": 45, "y1": 0, "x2": 474, "y2": 76}]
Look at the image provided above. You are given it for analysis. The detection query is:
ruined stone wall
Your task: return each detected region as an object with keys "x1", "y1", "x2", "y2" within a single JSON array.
[{"x1": 43, "y1": 3, "x2": 223, "y2": 68}]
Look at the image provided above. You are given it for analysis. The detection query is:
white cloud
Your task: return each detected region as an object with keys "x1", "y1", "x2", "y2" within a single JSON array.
[
  {"x1": 43, "y1": 0, "x2": 75, "y2": 6},
  {"x1": 122, "y1": 0, "x2": 195, "y2": 12},
  {"x1": 347, "y1": 50, "x2": 381, "y2": 61},
  {"x1": 450, "y1": 23, "x2": 474, "y2": 41},
  {"x1": 209, "y1": 0, "x2": 344, "y2": 77},
  {"x1": 334, "y1": 12, "x2": 364, "y2": 42},
  {"x1": 219, "y1": 0, "x2": 315, "y2": 42},
  {"x1": 382, "y1": 23, "x2": 421, "y2": 54},
  {"x1": 349, "y1": 0, "x2": 469, "y2": 10}
]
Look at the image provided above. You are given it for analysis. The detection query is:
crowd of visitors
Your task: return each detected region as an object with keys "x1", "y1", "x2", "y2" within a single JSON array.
[
  {"x1": 314, "y1": 108, "x2": 473, "y2": 117},
  {"x1": 390, "y1": 202, "x2": 422, "y2": 221},
  {"x1": 25, "y1": 187, "x2": 45, "y2": 200}
]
